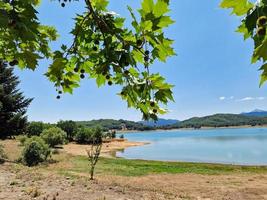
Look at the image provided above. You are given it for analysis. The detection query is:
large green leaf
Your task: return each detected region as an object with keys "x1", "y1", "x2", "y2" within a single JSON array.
[{"x1": 220, "y1": 0, "x2": 253, "y2": 16}]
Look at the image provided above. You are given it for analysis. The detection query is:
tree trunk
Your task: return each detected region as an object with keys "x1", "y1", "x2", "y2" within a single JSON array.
[{"x1": 90, "y1": 165, "x2": 95, "y2": 180}]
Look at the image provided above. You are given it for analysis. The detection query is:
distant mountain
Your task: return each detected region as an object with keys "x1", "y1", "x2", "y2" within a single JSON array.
[
  {"x1": 139, "y1": 118, "x2": 179, "y2": 127},
  {"x1": 241, "y1": 109, "x2": 267, "y2": 117},
  {"x1": 165, "y1": 114, "x2": 267, "y2": 129}
]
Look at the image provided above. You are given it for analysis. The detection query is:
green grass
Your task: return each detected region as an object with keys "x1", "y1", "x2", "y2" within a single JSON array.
[{"x1": 60, "y1": 156, "x2": 267, "y2": 177}]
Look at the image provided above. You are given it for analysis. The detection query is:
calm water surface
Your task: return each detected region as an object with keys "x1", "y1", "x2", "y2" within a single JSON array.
[{"x1": 117, "y1": 128, "x2": 267, "y2": 165}]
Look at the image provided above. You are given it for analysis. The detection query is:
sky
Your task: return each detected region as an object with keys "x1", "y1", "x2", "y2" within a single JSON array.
[{"x1": 14, "y1": 0, "x2": 267, "y2": 122}]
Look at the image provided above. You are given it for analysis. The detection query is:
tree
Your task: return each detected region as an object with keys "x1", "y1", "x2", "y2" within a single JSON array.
[
  {"x1": 75, "y1": 127, "x2": 94, "y2": 144},
  {"x1": 57, "y1": 120, "x2": 78, "y2": 141},
  {"x1": 86, "y1": 127, "x2": 104, "y2": 180},
  {"x1": 0, "y1": 61, "x2": 32, "y2": 138},
  {"x1": 221, "y1": 0, "x2": 267, "y2": 86},
  {"x1": 27, "y1": 121, "x2": 45, "y2": 136},
  {"x1": 0, "y1": 0, "x2": 175, "y2": 120}
]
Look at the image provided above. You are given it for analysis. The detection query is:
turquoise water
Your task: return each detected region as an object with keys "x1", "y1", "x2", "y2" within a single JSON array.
[{"x1": 117, "y1": 128, "x2": 267, "y2": 165}]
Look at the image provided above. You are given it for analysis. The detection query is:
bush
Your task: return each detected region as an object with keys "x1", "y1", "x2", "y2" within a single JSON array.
[
  {"x1": 0, "y1": 144, "x2": 7, "y2": 164},
  {"x1": 22, "y1": 136, "x2": 50, "y2": 166},
  {"x1": 27, "y1": 122, "x2": 44, "y2": 136},
  {"x1": 119, "y1": 134, "x2": 124, "y2": 139},
  {"x1": 75, "y1": 127, "x2": 93, "y2": 144},
  {"x1": 40, "y1": 127, "x2": 67, "y2": 147},
  {"x1": 57, "y1": 120, "x2": 77, "y2": 141},
  {"x1": 105, "y1": 130, "x2": 116, "y2": 139},
  {"x1": 17, "y1": 135, "x2": 28, "y2": 146}
]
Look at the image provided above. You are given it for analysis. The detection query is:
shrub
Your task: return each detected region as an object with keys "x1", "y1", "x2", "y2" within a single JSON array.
[
  {"x1": 0, "y1": 144, "x2": 7, "y2": 164},
  {"x1": 22, "y1": 136, "x2": 50, "y2": 166},
  {"x1": 119, "y1": 134, "x2": 124, "y2": 139},
  {"x1": 75, "y1": 127, "x2": 93, "y2": 144},
  {"x1": 57, "y1": 120, "x2": 77, "y2": 141},
  {"x1": 105, "y1": 130, "x2": 116, "y2": 139},
  {"x1": 27, "y1": 122, "x2": 44, "y2": 136},
  {"x1": 40, "y1": 127, "x2": 67, "y2": 147},
  {"x1": 17, "y1": 135, "x2": 28, "y2": 146}
]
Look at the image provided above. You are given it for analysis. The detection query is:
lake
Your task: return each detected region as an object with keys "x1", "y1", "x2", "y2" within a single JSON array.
[{"x1": 117, "y1": 128, "x2": 267, "y2": 165}]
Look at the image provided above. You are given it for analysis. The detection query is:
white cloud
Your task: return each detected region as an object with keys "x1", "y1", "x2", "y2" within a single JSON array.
[
  {"x1": 219, "y1": 96, "x2": 234, "y2": 101},
  {"x1": 236, "y1": 97, "x2": 266, "y2": 102},
  {"x1": 238, "y1": 97, "x2": 254, "y2": 101}
]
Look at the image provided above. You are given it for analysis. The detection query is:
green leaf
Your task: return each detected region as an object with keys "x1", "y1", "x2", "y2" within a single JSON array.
[
  {"x1": 91, "y1": 0, "x2": 108, "y2": 10},
  {"x1": 158, "y1": 16, "x2": 174, "y2": 28},
  {"x1": 153, "y1": 0, "x2": 169, "y2": 17},
  {"x1": 253, "y1": 37, "x2": 267, "y2": 63},
  {"x1": 141, "y1": 20, "x2": 153, "y2": 31},
  {"x1": 259, "y1": 63, "x2": 267, "y2": 86},
  {"x1": 220, "y1": 0, "x2": 253, "y2": 16},
  {"x1": 141, "y1": 0, "x2": 154, "y2": 14}
]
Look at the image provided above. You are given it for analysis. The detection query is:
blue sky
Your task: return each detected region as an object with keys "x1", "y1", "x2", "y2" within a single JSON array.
[{"x1": 15, "y1": 0, "x2": 267, "y2": 122}]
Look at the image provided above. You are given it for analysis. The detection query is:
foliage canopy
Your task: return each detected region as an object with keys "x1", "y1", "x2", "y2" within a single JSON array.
[{"x1": 0, "y1": 0, "x2": 175, "y2": 120}]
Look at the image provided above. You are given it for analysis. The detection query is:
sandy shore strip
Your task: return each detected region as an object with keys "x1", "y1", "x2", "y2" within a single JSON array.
[{"x1": 63, "y1": 139, "x2": 149, "y2": 157}]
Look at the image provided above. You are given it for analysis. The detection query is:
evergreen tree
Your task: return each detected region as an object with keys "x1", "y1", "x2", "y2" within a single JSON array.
[{"x1": 0, "y1": 61, "x2": 33, "y2": 138}]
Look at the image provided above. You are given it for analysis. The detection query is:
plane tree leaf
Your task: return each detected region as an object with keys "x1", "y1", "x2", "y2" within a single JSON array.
[
  {"x1": 0, "y1": 0, "x2": 176, "y2": 120},
  {"x1": 221, "y1": 0, "x2": 267, "y2": 87}
]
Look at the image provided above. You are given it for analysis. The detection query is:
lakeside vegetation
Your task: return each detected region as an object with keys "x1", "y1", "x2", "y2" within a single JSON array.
[{"x1": 76, "y1": 119, "x2": 155, "y2": 131}]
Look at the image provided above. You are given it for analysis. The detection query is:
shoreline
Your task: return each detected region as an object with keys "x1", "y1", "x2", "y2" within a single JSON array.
[
  {"x1": 118, "y1": 124, "x2": 267, "y2": 134},
  {"x1": 62, "y1": 139, "x2": 149, "y2": 158},
  {"x1": 2, "y1": 138, "x2": 267, "y2": 168}
]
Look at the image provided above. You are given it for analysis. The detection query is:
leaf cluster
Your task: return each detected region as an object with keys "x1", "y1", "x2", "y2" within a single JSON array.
[
  {"x1": 221, "y1": 0, "x2": 267, "y2": 86},
  {"x1": 0, "y1": 0, "x2": 175, "y2": 120}
]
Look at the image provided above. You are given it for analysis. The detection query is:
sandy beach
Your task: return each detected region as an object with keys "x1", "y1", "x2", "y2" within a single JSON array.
[{"x1": 63, "y1": 139, "x2": 149, "y2": 157}]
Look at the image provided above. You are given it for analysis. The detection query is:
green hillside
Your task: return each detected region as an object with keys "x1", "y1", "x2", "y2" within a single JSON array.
[
  {"x1": 76, "y1": 119, "x2": 155, "y2": 131},
  {"x1": 166, "y1": 114, "x2": 267, "y2": 129}
]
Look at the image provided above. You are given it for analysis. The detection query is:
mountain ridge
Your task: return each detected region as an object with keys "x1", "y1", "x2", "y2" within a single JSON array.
[{"x1": 240, "y1": 109, "x2": 267, "y2": 117}]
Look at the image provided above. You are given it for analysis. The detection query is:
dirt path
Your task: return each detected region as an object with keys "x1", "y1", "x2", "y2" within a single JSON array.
[{"x1": 1, "y1": 162, "x2": 267, "y2": 200}]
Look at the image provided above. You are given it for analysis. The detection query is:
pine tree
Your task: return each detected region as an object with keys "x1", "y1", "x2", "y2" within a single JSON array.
[{"x1": 0, "y1": 61, "x2": 33, "y2": 138}]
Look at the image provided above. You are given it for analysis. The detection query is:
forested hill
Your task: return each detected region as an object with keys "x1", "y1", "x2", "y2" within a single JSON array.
[
  {"x1": 165, "y1": 114, "x2": 267, "y2": 129},
  {"x1": 76, "y1": 119, "x2": 155, "y2": 131},
  {"x1": 75, "y1": 114, "x2": 267, "y2": 132}
]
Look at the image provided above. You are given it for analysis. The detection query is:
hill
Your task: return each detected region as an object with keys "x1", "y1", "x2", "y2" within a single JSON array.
[
  {"x1": 241, "y1": 109, "x2": 267, "y2": 117},
  {"x1": 76, "y1": 119, "x2": 155, "y2": 131},
  {"x1": 165, "y1": 114, "x2": 267, "y2": 129},
  {"x1": 139, "y1": 118, "x2": 179, "y2": 127}
]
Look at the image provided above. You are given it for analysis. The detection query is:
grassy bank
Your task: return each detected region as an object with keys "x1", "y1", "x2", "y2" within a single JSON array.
[{"x1": 55, "y1": 155, "x2": 267, "y2": 178}]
